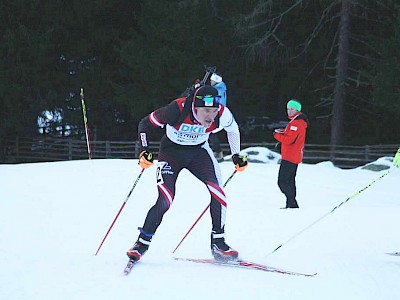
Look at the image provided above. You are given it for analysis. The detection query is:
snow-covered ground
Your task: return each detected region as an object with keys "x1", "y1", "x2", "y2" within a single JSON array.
[{"x1": 1, "y1": 147, "x2": 399, "y2": 300}]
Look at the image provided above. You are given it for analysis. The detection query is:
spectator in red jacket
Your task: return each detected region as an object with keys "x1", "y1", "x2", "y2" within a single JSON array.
[{"x1": 273, "y1": 99, "x2": 309, "y2": 208}]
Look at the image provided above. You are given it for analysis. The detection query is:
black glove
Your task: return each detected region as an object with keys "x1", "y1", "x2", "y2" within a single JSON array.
[{"x1": 232, "y1": 154, "x2": 248, "y2": 172}]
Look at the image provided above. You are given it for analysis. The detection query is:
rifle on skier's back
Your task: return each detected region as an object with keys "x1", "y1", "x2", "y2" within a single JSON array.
[{"x1": 179, "y1": 65, "x2": 216, "y2": 98}]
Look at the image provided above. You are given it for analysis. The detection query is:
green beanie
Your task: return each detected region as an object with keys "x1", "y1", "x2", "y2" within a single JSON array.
[{"x1": 287, "y1": 99, "x2": 302, "y2": 111}]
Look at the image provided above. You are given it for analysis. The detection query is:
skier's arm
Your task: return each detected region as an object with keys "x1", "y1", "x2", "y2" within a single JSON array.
[
  {"x1": 219, "y1": 107, "x2": 240, "y2": 155},
  {"x1": 138, "y1": 101, "x2": 180, "y2": 150}
]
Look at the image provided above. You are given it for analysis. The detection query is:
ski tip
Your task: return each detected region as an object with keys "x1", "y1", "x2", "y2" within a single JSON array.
[
  {"x1": 386, "y1": 252, "x2": 400, "y2": 256},
  {"x1": 123, "y1": 259, "x2": 138, "y2": 275}
]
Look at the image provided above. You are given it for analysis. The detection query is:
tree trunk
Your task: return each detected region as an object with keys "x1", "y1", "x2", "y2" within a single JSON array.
[{"x1": 330, "y1": 0, "x2": 351, "y2": 146}]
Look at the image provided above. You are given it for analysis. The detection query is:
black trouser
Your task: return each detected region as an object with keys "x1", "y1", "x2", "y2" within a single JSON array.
[
  {"x1": 140, "y1": 142, "x2": 227, "y2": 239},
  {"x1": 277, "y1": 160, "x2": 299, "y2": 208}
]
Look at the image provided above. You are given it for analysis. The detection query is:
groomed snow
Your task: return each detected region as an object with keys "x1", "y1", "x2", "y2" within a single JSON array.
[{"x1": 1, "y1": 147, "x2": 399, "y2": 300}]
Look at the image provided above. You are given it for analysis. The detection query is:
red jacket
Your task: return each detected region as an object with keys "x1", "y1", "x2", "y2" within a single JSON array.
[{"x1": 273, "y1": 113, "x2": 308, "y2": 164}]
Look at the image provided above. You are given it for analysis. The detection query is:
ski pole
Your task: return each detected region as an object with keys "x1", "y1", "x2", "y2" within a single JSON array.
[
  {"x1": 172, "y1": 169, "x2": 237, "y2": 254},
  {"x1": 80, "y1": 88, "x2": 92, "y2": 159},
  {"x1": 266, "y1": 166, "x2": 394, "y2": 258},
  {"x1": 95, "y1": 168, "x2": 145, "y2": 255}
]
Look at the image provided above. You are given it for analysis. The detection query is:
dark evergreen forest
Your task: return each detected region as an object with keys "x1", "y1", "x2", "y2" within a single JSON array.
[{"x1": 1, "y1": 0, "x2": 399, "y2": 145}]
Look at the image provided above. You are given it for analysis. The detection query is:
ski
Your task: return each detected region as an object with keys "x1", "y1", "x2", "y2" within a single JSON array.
[
  {"x1": 173, "y1": 257, "x2": 317, "y2": 277},
  {"x1": 386, "y1": 252, "x2": 400, "y2": 256},
  {"x1": 123, "y1": 259, "x2": 138, "y2": 275}
]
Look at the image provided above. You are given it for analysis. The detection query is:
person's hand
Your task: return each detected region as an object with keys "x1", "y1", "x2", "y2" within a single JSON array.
[
  {"x1": 193, "y1": 79, "x2": 201, "y2": 89},
  {"x1": 274, "y1": 128, "x2": 285, "y2": 134},
  {"x1": 393, "y1": 149, "x2": 400, "y2": 168},
  {"x1": 139, "y1": 150, "x2": 154, "y2": 169},
  {"x1": 232, "y1": 154, "x2": 248, "y2": 172}
]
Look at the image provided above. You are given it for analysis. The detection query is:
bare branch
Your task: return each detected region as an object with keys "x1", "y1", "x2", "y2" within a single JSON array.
[
  {"x1": 346, "y1": 76, "x2": 369, "y2": 86},
  {"x1": 349, "y1": 34, "x2": 381, "y2": 56},
  {"x1": 324, "y1": 30, "x2": 339, "y2": 69},
  {"x1": 237, "y1": 0, "x2": 306, "y2": 64},
  {"x1": 312, "y1": 83, "x2": 335, "y2": 93},
  {"x1": 296, "y1": 1, "x2": 340, "y2": 57}
]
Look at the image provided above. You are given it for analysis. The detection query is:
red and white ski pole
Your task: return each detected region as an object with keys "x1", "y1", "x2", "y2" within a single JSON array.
[{"x1": 95, "y1": 168, "x2": 145, "y2": 255}]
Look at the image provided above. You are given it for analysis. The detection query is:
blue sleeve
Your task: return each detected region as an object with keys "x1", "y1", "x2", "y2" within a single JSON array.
[{"x1": 215, "y1": 82, "x2": 227, "y2": 106}]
